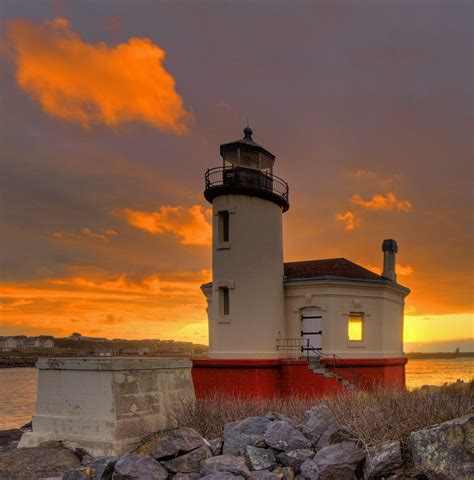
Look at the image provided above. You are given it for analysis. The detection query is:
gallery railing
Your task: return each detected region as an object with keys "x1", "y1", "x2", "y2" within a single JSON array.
[{"x1": 205, "y1": 166, "x2": 289, "y2": 203}]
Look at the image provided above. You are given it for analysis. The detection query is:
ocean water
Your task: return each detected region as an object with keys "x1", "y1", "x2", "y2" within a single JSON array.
[{"x1": 0, "y1": 359, "x2": 472, "y2": 430}]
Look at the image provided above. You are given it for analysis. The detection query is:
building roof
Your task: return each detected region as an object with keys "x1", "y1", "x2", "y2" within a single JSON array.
[{"x1": 284, "y1": 258, "x2": 382, "y2": 281}]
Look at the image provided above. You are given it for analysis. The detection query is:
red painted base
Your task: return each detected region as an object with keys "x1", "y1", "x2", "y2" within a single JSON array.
[{"x1": 192, "y1": 357, "x2": 407, "y2": 399}]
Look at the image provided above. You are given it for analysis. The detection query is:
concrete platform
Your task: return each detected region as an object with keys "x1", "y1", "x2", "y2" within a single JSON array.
[{"x1": 18, "y1": 357, "x2": 195, "y2": 456}]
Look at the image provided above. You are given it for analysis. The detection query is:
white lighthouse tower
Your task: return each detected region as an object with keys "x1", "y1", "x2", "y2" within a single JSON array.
[{"x1": 202, "y1": 126, "x2": 290, "y2": 359}]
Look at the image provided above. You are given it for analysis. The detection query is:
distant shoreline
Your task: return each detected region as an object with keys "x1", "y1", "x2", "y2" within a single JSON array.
[{"x1": 0, "y1": 353, "x2": 473, "y2": 368}]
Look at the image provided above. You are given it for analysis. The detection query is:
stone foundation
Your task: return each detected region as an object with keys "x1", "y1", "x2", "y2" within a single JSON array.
[{"x1": 18, "y1": 357, "x2": 195, "y2": 456}]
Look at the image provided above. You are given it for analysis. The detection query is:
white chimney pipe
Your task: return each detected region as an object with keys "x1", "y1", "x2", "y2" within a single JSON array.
[{"x1": 382, "y1": 239, "x2": 398, "y2": 282}]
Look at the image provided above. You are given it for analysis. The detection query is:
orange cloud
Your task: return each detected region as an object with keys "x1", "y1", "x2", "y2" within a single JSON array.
[
  {"x1": 335, "y1": 210, "x2": 360, "y2": 231},
  {"x1": 52, "y1": 227, "x2": 118, "y2": 242},
  {"x1": 351, "y1": 192, "x2": 412, "y2": 212},
  {"x1": 4, "y1": 18, "x2": 192, "y2": 132},
  {"x1": 364, "y1": 264, "x2": 414, "y2": 276},
  {"x1": 120, "y1": 205, "x2": 212, "y2": 246}
]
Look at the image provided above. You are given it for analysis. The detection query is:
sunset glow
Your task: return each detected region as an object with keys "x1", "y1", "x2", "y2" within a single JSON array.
[{"x1": 0, "y1": 4, "x2": 472, "y2": 353}]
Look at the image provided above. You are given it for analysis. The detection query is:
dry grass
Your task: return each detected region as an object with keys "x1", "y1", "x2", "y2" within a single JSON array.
[
  {"x1": 322, "y1": 382, "x2": 474, "y2": 449},
  {"x1": 167, "y1": 393, "x2": 315, "y2": 439},
  {"x1": 167, "y1": 382, "x2": 473, "y2": 446}
]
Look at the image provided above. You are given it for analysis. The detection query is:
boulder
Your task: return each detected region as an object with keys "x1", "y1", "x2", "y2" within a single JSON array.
[
  {"x1": 85, "y1": 457, "x2": 117, "y2": 480},
  {"x1": 245, "y1": 446, "x2": 276, "y2": 471},
  {"x1": 150, "y1": 427, "x2": 210, "y2": 460},
  {"x1": 248, "y1": 471, "x2": 279, "y2": 480},
  {"x1": 112, "y1": 454, "x2": 168, "y2": 480},
  {"x1": 210, "y1": 438, "x2": 224, "y2": 456},
  {"x1": 264, "y1": 422, "x2": 310, "y2": 452},
  {"x1": 223, "y1": 417, "x2": 272, "y2": 456},
  {"x1": 364, "y1": 441, "x2": 402, "y2": 479},
  {"x1": 409, "y1": 413, "x2": 474, "y2": 480},
  {"x1": 299, "y1": 458, "x2": 319, "y2": 479},
  {"x1": 271, "y1": 466, "x2": 295, "y2": 480},
  {"x1": 313, "y1": 441, "x2": 365, "y2": 480},
  {"x1": 315, "y1": 421, "x2": 346, "y2": 450},
  {"x1": 201, "y1": 454, "x2": 250, "y2": 478},
  {"x1": 63, "y1": 468, "x2": 93, "y2": 480},
  {"x1": 301, "y1": 414, "x2": 331, "y2": 446},
  {"x1": 263, "y1": 413, "x2": 301, "y2": 429},
  {"x1": 163, "y1": 446, "x2": 212, "y2": 473},
  {"x1": 201, "y1": 473, "x2": 244, "y2": 480},
  {"x1": 73, "y1": 448, "x2": 94, "y2": 465},
  {"x1": 276, "y1": 449, "x2": 314, "y2": 471},
  {"x1": 0, "y1": 429, "x2": 23, "y2": 449},
  {"x1": 173, "y1": 474, "x2": 201, "y2": 480},
  {"x1": 0, "y1": 446, "x2": 80, "y2": 480}
]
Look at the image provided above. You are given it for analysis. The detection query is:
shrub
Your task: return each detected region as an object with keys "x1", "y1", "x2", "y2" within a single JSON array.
[
  {"x1": 167, "y1": 393, "x2": 315, "y2": 439},
  {"x1": 322, "y1": 383, "x2": 473, "y2": 449},
  {"x1": 167, "y1": 382, "x2": 473, "y2": 446}
]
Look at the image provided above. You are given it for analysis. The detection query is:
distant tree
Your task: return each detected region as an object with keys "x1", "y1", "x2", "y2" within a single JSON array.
[
  {"x1": 71, "y1": 332, "x2": 82, "y2": 338},
  {"x1": 455, "y1": 347, "x2": 460, "y2": 355}
]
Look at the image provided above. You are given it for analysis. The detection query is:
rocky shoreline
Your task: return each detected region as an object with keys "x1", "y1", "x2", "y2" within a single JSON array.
[{"x1": 0, "y1": 408, "x2": 472, "y2": 480}]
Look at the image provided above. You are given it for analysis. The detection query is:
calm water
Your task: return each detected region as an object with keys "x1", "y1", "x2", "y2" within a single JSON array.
[{"x1": 0, "y1": 359, "x2": 472, "y2": 430}]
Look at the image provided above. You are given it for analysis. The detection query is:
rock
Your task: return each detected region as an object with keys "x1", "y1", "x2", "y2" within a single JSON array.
[
  {"x1": 299, "y1": 458, "x2": 319, "y2": 479},
  {"x1": 264, "y1": 422, "x2": 310, "y2": 452},
  {"x1": 210, "y1": 438, "x2": 224, "y2": 456},
  {"x1": 364, "y1": 441, "x2": 402, "y2": 479},
  {"x1": 74, "y1": 448, "x2": 94, "y2": 465},
  {"x1": 201, "y1": 454, "x2": 250, "y2": 478},
  {"x1": 0, "y1": 446, "x2": 80, "y2": 480},
  {"x1": 301, "y1": 412, "x2": 330, "y2": 446},
  {"x1": 409, "y1": 413, "x2": 474, "y2": 480},
  {"x1": 315, "y1": 421, "x2": 346, "y2": 449},
  {"x1": 263, "y1": 413, "x2": 301, "y2": 429},
  {"x1": 223, "y1": 417, "x2": 272, "y2": 456},
  {"x1": 86, "y1": 457, "x2": 117, "y2": 480},
  {"x1": 245, "y1": 446, "x2": 276, "y2": 471},
  {"x1": 173, "y1": 474, "x2": 201, "y2": 480},
  {"x1": 150, "y1": 427, "x2": 210, "y2": 460},
  {"x1": 0, "y1": 429, "x2": 24, "y2": 453},
  {"x1": 201, "y1": 473, "x2": 244, "y2": 480},
  {"x1": 112, "y1": 454, "x2": 168, "y2": 480},
  {"x1": 0, "y1": 429, "x2": 23, "y2": 447},
  {"x1": 63, "y1": 468, "x2": 93, "y2": 480},
  {"x1": 249, "y1": 471, "x2": 279, "y2": 480},
  {"x1": 276, "y1": 449, "x2": 314, "y2": 471},
  {"x1": 163, "y1": 446, "x2": 212, "y2": 473},
  {"x1": 313, "y1": 441, "x2": 365, "y2": 480},
  {"x1": 271, "y1": 466, "x2": 294, "y2": 480}
]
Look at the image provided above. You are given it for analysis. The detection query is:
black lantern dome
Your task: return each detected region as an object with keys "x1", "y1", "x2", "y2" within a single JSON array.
[{"x1": 204, "y1": 126, "x2": 289, "y2": 212}]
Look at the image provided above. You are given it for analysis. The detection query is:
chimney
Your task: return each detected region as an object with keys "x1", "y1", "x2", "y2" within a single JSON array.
[{"x1": 382, "y1": 239, "x2": 398, "y2": 282}]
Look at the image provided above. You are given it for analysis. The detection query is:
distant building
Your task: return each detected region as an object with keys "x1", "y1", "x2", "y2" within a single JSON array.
[
  {"x1": 95, "y1": 347, "x2": 119, "y2": 357},
  {"x1": 24, "y1": 336, "x2": 55, "y2": 349}
]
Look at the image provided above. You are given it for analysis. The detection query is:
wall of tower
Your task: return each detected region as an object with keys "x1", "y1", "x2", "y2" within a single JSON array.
[{"x1": 208, "y1": 194, "x2": 286, "y2": 359}]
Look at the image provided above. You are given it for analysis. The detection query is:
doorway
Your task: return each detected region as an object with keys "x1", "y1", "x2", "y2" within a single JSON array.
[{"x1": 301, "y1": 307, "x2": 323, "y2": 357}]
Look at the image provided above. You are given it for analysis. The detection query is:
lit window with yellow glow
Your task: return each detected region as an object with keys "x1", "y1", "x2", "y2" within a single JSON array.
[{"x1": 348, "y1": 313, "x2": 364, "y2": 341}]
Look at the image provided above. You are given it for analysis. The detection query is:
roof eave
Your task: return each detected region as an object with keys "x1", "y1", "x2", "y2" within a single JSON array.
[{"x1": 284, "y1": 275, "x2": 410, "y2": 294}]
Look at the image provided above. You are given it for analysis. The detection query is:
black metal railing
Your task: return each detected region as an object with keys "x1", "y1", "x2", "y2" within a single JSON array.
[
  {"x1": 276, "y1": 338, "x2": 309, "y2": 359},
  {"x1": 205, "y1": 166, "x2": 289, "y2": 203}
]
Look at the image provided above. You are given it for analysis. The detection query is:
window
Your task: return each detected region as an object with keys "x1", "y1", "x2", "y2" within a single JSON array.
[
  {"x1": 220, "y1": 287, "x2": 230, "y2": 316},
  {"x1": 348, "y1": 313, "x2": 363, "y2": 341},
  {"x1": 218, "y1": 211, "x2": 230, "y2": 243}
]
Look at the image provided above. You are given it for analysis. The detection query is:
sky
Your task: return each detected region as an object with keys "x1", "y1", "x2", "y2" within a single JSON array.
[{"x1": 0, "y1": 0, "x2": 472, "y2": 352}]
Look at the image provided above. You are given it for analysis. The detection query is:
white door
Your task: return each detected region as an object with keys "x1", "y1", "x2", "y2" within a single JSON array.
[{"x1": 301, "y1": 308, "x2": 323, "y2": 357}]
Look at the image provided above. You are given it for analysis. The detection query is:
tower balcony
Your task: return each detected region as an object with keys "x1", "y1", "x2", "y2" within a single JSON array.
[{"x1": 204, "y1": 166, "x2": 290, "y2": 212}]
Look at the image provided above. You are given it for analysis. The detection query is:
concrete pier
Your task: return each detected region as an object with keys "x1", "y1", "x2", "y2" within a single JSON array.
[{"x1": 18, "y1": 357, "x2": 195, "y2": 456}]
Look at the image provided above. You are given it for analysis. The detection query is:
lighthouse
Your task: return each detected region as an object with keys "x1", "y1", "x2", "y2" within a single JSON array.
[
  {"x1": 193, "y1": 126, "x2": 410, "y2": 398},
  {"x1": 203, "y1": 126, "x2": 289, "y2": 359}
]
